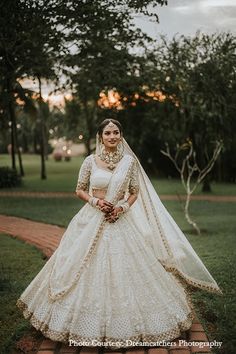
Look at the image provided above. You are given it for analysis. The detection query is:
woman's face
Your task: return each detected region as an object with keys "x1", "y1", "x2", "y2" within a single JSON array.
[{"x1": 101, "y1": 124, "x2": 121, "y2": 150}]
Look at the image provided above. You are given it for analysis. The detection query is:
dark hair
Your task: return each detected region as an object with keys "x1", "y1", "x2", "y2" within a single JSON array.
[{"x1": 97, "y1": 119, "x2": 123, "y2": 138}]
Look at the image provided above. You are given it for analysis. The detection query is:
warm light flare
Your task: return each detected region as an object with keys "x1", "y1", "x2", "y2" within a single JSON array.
[
  {"x1": 97, "y1": 88, "x2": 173, "y2": 110},
  {"x1": 97, "y1": 90, "x2": 123, "y2": 110},
  {"x1": 146, "y1": 90, "x2": 166, "y2": 102},
  {"x1": 43, "y1": 93, "x2": 72, "y2": 108}
]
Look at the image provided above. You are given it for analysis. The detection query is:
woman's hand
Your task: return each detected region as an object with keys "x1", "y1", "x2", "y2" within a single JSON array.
[
  {"x1": 97, "y1": 199, "x2": 114, "y2": 213},
  {"x1": 105, "y1": 206, "x2": 123, "y2": 223}
]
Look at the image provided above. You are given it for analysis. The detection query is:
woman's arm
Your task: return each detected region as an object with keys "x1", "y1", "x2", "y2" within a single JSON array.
[
  {"x1": 75, "y1": 189, "x2": 91, "y2": 203},
  {"x1": 126, "y1": 193, "x2": 138, "y2": 207},
  {"x1": 76, "y1": 188, "x2": 113, "y2": 212},
  {"x1": 75, "y1": 157, "x2": 114, "y2": 212}
]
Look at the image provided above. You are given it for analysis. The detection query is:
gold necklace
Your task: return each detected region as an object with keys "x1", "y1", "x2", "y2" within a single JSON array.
[{"x1": 99, "y1": 148, "x2": 123, "y2": 170}]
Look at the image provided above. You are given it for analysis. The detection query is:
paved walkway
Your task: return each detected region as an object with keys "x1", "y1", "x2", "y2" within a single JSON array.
[
  {"x1": 0, "y1": 215, "x2": 212, "y2": 354},
  {"x1": 0, "y1": 214, "x2": 64, "y2": 257},
  {"x1": 0, "y1": 190, "x2": 236, "y2": 201}
]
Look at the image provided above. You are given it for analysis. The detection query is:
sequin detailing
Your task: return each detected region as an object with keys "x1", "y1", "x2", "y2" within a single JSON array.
[
  {"x1": 16, "y1": 298, "x2": 194, "y2": 349},
  {"x1": 75, "y1": 156, "x2": 92, "y2": 192},
  {"x1": 128, "y1": 159, "x2": 140, "y2": 195}
]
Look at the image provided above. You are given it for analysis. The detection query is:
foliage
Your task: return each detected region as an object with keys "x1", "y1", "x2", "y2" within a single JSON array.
[
  {"x1": 1, "y1": 1, "x2": 235, "y2": 182},
  {"x1": 119, "y1": 32, "x2": 236, "y2": 182},
  {"x1": 0, "y1": 167, "x2": 22, "y2": 188},
  {"x1": 59, "y1": 1, "x2": 168, "y2": 153},
  {"x1": 0, "y1": 0, "x2": 66, "y2": 177}
]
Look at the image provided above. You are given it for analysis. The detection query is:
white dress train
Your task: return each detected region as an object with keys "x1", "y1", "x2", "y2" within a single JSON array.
[{"x1": 16, "y1": 152, "x2": 220, "y2": 348}]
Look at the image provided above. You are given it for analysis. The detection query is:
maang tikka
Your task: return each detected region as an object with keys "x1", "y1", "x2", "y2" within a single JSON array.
[{"x1": 98, "y1": 121, "x2": 124, "y2": 170}]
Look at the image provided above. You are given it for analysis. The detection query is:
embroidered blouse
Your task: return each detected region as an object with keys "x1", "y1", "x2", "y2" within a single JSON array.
[{"x1": 75, "y1": 154, "x2": 139, "y2": 195}]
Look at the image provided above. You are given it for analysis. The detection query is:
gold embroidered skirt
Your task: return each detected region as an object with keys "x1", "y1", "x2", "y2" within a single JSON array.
[{"x1": 16, "y1": 203, "x2": 194, "y2": 348}]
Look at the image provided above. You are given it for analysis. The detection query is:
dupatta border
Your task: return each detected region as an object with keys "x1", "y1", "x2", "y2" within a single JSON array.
[
  {"x1": 48, "y1": 155, "x2": 134, "y2": 302},
  {"x1": 141, "y1": 171, "x2": 222, "y2": 295}
]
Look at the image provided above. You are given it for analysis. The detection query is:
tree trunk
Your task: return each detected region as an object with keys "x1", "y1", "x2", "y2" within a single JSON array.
[
  {"x1": 33, "y1": 131, "x2": 38, "y2": 153},
  {"x1": 7, "y1": 77, "x2": 24, "y2": 175},
  {"x1": 184, "y1": 193, "x2": 201, "y2": 235},
  {"x1": 22, "y1": 132, "x2": 29, "y2": 152},
  {"x1": 9, "y1": 113, "x2": 16, "y2": 170},
  {"x1": 201, "y1": 148, "x2": 212, "y2": 192},
  {"x1": 44, "y1": 124, "x2": 49, "y2": 160},
  {"x1": 82, "y1": 98, "x2": 94, "y2": 156},
  {"x1": 7, "y1": 78, "x2": 16, "y2": 170},
  {"x1": 16, "y1": 142, "x2": 24, "y2": 176},
  {"x1": 38, "y1": 76, "x2": 46, "y2": 179},
  {"x1": 85, "y1": 138, "x2": 91, "y2": 156}
]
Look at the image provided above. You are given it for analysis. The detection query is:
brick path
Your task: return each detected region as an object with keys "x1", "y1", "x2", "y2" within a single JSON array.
[
  {"x1": 0, "y1": 214, "x2": 64, "y2": 257},
  {"x1": 0, "y1": 190, "x2": 236, "y2": 202},
  {"x1": 0, "y1": 215, "x2": 212, "y2": 354}
]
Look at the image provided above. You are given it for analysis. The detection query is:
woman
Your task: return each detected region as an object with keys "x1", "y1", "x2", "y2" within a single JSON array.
[{"x1": 16, "y1": 119, "x2": 222, "y2": 348}]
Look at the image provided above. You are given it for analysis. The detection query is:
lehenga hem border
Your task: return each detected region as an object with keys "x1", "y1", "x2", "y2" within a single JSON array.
[{"x1": 16, "y1": 298, "x2": 195, "y2": 349}]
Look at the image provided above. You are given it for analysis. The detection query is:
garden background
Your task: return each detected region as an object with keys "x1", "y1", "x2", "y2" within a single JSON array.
[{"x1": 0, "y1": 1, "x2": 235, "y2": 354}]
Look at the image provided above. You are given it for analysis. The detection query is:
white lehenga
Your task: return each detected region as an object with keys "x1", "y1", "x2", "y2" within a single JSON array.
[{"x1": 16, "y1": 139, "x2": 222, "y2": 348}]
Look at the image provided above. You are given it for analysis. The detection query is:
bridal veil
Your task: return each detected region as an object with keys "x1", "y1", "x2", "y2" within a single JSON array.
[{"x1": 102, "y1": 135, "x2": 222, "y2": 295}]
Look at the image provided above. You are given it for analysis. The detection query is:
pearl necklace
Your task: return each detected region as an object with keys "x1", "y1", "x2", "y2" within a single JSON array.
[{"x1": 98, "y1": 148, "x2": 123, "y2": 170}]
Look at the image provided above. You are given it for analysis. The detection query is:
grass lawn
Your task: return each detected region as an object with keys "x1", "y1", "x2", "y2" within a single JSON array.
[
  {"x1": 0, "y1": 196, "x2": 235, "y2": 353},
  {"x1": 0, "y1": 153, "x2": 83, "y2": 193},
  {"x1": 0, "y1": 196, "x2": 84, "y2": 226},
  {"x1": 0, "y1": 234, "x2": 46, "y2": 354},
  {"x1": 0, "y1": 152, "x2": 235, "y2": 353},
  {"x1": 1, "y1": 153, "x2": 236, "y2": 195}
]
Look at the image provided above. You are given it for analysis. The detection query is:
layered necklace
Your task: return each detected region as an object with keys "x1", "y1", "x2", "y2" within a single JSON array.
[
  {"x1": 99, "y1": 147, "x2": 123, "y2": 170},
  {"x1": 98, "y1": 121, "x2": 124, "y2": 170}
]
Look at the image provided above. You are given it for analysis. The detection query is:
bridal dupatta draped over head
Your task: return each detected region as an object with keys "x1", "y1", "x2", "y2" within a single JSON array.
[
  {"x1": 48, "y1": 135, "x2": 222, "y2": 302},
  {"x1": 120, "y1": 137, "x2": 222, "y2": 295}
]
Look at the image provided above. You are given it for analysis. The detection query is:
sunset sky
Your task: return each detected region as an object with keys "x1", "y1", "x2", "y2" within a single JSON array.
[{"x1": 22, "y1": 0, "x2": 236, "y2": 105}]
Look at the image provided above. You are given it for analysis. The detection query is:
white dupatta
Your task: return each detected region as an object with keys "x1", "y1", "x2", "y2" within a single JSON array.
[
  {"x1": 49, "y1": 136, "x2": 222, "y2": 303},
  {"x1": 48, "y1": 154, "x2": 134, "y2": 301},
  {"x1": 122, "y1": 138, "x2": 222, "y2": 295}
]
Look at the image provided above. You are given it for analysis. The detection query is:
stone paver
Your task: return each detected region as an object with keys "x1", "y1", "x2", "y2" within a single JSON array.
[
  {"x1": 0, "y1": 214, "x2": 64, "y2": 257},
  {"x1": 0, "y1": 190, "x2": 236, "y2": 202},
  {"x1": 0, "y1": 214, "x2": 213, "y2": 354}
]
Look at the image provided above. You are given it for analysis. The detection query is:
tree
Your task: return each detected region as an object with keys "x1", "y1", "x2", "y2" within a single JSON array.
[
  {"x1": 161, "y1": 140, "x2": 223, "y2": 234},
  {"x1": 153, "y1": 32, "x2": 236, "y2": 185},
  {"x1": 60, "y1": 0, "x2": 168, "y2": 154},
  {"x1": 121, "y1": 32, "x2": 236, "y2": 181},
  {"x1": 0, "y1": 0, "x2": 66, "y2": 178}
]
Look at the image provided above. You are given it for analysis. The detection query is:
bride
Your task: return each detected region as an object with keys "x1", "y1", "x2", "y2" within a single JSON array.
[{"x1": 16, "y1": 118, "x2": 222, "y2": 348}]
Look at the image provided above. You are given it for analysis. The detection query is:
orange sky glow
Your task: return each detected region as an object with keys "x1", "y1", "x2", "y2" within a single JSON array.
[{"x1": 18, "y1": 78, "x2": 177, "y2": 110}]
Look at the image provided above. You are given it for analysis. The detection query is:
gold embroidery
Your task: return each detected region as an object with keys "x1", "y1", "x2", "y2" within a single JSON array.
[
  {"x1": 48, "y1": 156, "x2": 135, "y2": 302},
  {"x1": 129, "y1": 159, "x2": 140, "y2": 195},
  {"x1": 139, "y1": 172, "x2": 222, "y2": 295},
  {"x1": 75, "y1": 156, "x2": 92, "y2": 193},
  {"x1": 160, "y1": 260, "x2": 223, "y2": 295},
  {"x1": 16, "y1": 298, "x2": 195, "y2": 349}
]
